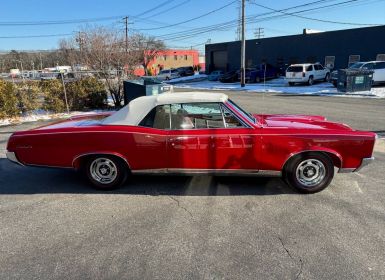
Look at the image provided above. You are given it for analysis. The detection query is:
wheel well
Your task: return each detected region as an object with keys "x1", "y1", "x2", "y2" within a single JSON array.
[
  {"x1": 73, "y1": 153, "x2": 130, "y2": 171},
  {"x1": 283, "y1": 151, "x2": 342, "y2": 171}
]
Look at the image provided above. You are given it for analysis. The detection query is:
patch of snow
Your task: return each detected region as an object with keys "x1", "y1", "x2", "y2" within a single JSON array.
[
  {"x1": 167, "y1": 74, "x2": 208, "y2": 84},
  {"x1": 0, "y1": 110, "x2": 108, "y2": 127},
  {"x1": 174, "y1": 77, "x2": 385, "y2": 98}
]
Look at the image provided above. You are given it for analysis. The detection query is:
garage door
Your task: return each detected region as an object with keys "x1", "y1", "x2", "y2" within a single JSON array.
[{"x1": 212, "y1": 51, "x2": 228, "y2": 71}]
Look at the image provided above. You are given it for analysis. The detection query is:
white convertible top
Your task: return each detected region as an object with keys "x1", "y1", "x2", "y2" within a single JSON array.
[{"x1": 102, "y1": 91, "x2": 229, "y2": 126}]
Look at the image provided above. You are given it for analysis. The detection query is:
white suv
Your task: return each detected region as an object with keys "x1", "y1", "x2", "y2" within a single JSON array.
[
  {"x1": 156, "y1": 69, "x2": 180, "y2": 81},
  {"x1": 286, "y1": 63, "x2": 330, "y2": 86}
]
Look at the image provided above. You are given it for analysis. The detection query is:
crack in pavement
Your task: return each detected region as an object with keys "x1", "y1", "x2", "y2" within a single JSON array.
[
  {"x1": 168, "y1": 196, "x2": 194, "y2": 219},
  {"x1": 278, "y1": 236, "x2": 304, "y2": 280}
]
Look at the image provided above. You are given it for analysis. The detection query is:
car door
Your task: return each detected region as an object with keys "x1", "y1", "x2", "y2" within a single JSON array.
[
  {"x1": 131, "y1": 105, "x2": 171, "y2": 171},
  {"x1": 167, "y1": 102, "x2": 259, "y2": 171},
  {"x1": 373, "y1": 62, "x2": 385, "y2": 83}
]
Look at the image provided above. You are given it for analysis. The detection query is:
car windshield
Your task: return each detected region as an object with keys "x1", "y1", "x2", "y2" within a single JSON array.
[
  {"x1": 227, "y1": 99, "x2": 256, "y2": 124},
  {"x1": 159, "y1": 70, "x2": 169, "y2": 74},
  {"x1": 349, "y1": 62, "x2": 365, "y2": 69}
]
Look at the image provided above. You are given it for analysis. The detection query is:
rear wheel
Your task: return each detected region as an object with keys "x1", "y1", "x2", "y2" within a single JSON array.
[
  {"x1": 283, "y1": 152, "x2": 334, "y2": 193},
  {"x1": 308, "y1": 76, "x2": 314, "y2": 85},
  {"x1": 85, "y1": 155, "x2": 128, "y2": 190}
]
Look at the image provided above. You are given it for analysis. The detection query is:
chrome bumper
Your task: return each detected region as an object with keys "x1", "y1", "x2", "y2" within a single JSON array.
[
  {"x1": 355, "y1": 157, "x2": 374, "y2": 172},
  {"x1": 338, "y1": 157, "x2": 375, "y2": 173},
  {"x1": 6, "y1": 151, "x2": 24, "y2": 166}
]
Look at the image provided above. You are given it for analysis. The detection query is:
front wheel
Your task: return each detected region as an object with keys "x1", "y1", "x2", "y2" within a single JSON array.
[
  {"x1": 283, "y1": 152, "x2": 334, "y2": 193},
  {"x1": 85, "y1": 155, "x2": 128, "y2": 190},
  {"x1": 324, "y1": 73, "x2": 330, "y2": 82}
]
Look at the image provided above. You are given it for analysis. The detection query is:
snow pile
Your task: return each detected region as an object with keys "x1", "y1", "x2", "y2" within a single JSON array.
[
  {"x1": 0, "y1": 110, "x2": 108, "y2": 127},
  {"x1": 175, "y1": 77, "x2": 385, "y2": 98},
  {"x1": 167, "y1": 74, "x2": 208, "y2": 84}
]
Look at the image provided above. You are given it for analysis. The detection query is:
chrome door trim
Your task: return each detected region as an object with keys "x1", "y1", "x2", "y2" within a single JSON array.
[{"x1": 132, "y1": 168, "x2": 281, "y2": 176}]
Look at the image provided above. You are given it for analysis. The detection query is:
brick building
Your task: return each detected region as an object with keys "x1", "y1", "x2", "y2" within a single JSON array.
[{"x1": 134, "y1": 49, "x2": 200, "y2": 76}]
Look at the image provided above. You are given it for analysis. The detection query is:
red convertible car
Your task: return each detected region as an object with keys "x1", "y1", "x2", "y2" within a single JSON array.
[{"x1": 6, "y1": 92, "x2": 376, "y2": 193}]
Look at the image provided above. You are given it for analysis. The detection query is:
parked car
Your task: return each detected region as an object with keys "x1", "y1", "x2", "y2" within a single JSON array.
[
  {"x1": 330, "y1": 61, "x2": 385, "y2": 87},
  {"x1": 176, "y1": 66, "x2": 194, "y2": 77},
  {"x1": 286, "y1": 63, "x2": 330, "y2": 86},
  {"x1": 156, "y1": 69, "x2": 180, "y2": 81},
  {"x1": 208, "y1": 70, "x2": 224, "y2": 81},
  {"x1": 219, "y1": 70, "x2": 239, "y2": 83},
  {"x1": 241, "y1": 64, "x2": 280, "y2": 83},
  {"x1": 7, "y1": 92, "x2": 376, "y2": 193}
]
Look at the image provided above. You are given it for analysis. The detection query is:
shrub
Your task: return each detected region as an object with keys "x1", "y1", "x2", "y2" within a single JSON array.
[
  {"x1": 40, "y1": 80, "x2": 66, "y2": 113},
  {"x1": 15, "y1": 81, "x2": 40, "y2": 114},
  {"x1": 66, "y1": 77, "x2": 107, "y2": 110},
  {"x1": 0, "y1": 80, "x2": 19, "y2": 119}
]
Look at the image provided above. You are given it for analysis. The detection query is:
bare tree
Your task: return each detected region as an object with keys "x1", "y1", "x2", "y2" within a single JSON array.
[
  {"x1": 131, "y1": 34, "x2": 166, "y2": 75},
  {"x1": 59, "y1": 27, "x2": 164, "y2": 107}
]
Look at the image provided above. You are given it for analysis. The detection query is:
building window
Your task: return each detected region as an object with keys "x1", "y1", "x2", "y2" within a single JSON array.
[
  {"x1": 163, "y1": 55, "x2": 167, "y2": 61},
  {"x1": 184, "y1": 55, "x2": 188, "y2": 60},
  {"x1": 376, "y1": 54, "x2": 385, "y2": 61},
  {"x1": 348, "y1": 55, "x2": 360, "y2": 66},
  {"x1": 174, "y1": 55, "x2": 178, "y2": 60},
  {"x1": 324, "y1": 56, "x2": 335, "y2": 69}
]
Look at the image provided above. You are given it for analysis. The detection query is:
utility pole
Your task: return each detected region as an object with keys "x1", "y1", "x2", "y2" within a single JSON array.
[
  {"x1": 254, "y1": 27, "x2": 264, "y2": 39},
  {"x1": 240, "y1": 0, "x2": 246, "y2": 87},
  {"x1": 236, "y1": 0, "x2": 242, "y2": 41},
  {"x1": 39, "y1": 52, "x2": 43, "y2": 70},
  {"x1": 123, "y1": 16, "x2": 129, "y2": 54}
]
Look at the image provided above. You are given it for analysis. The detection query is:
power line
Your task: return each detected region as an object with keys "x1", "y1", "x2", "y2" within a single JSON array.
[
  {"x1": 154, "y1": 0, "x2": 380, "y2": 41},
  {"x1": 135, "y1": 0, "x2": 176, "y2": 17},
  {"x1": 135, "y1": 0, "x2": 238, "y2": 31},
  {"x1": 141, "y1": 0, "x2": 191, "y2": 19},
  {"x1": 250, "y1": 1, "x2": 383, "y2": 26},
  {"x1": 0, "y1": 33, "x2": 73, "y2": 39},
  {"x1": 0, "y1": 15, "x2": 124, "y2": 26}
]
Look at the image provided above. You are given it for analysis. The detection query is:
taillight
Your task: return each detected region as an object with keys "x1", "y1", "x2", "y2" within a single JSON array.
[{"x1": 302, "y1": 72, "x2": 305, "y2": 77}]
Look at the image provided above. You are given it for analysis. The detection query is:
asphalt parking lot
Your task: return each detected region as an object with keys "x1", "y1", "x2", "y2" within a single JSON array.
[{"x1": 1, "y1": 92, "x2": 385, "y2": 280}]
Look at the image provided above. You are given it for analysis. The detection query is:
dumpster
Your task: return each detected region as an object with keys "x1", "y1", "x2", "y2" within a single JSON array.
[
  {"x1": 123, "y1": 78, "x2": 173, "y2": 105},
  {"x1": 337, "y1": 69, "x2": 373, "y2": 93}
]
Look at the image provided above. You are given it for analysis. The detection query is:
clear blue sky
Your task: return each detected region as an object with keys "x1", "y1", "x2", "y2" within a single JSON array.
[{"x1": 0, "y1": 0, "x2": 384, "y2": 52}]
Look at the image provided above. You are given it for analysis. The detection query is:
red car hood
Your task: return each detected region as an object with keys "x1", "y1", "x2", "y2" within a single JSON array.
[{"x1": 254, "y1": 114, "x2": 353, "y2": 131}]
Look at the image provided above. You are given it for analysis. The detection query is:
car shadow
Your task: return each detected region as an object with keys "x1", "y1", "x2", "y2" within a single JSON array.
[{"x1": 0, "y1": 159, "x2": 295, "y2": 196}]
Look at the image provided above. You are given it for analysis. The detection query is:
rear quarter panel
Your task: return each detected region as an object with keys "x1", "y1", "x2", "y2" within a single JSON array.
[{"x1": 8, "y1": 125, "x2": 167, "y2": 169}]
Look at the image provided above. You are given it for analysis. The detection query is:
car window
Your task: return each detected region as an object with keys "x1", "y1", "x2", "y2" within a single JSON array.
[
  {"x1": 374, "y1": 62, "x2": 385, "y2": 69},
  {"x1": 159, "y1": 70, "x2": 168, "y2": 74},
  {"x1": 170, "y1": 103, "x2": 225, "y2": 129},
  {"x1": 287, "y1": 66, "x2": 303, "y2": 72},
  {"x1": 306, "y1": 65, "x2": 313, "y2": 71},
  {"x1": 222, "y1": 105, "x2": 244, "y2": 128},
  {"x1": 362, "y1": 63, "x2": 374, "y2": 70},
  {"x1": 139, "y1": 105, "x2": 171, "y2": 129},
  {"x1": 171, "y1": 69, "x2": 178, "y2": 73}
]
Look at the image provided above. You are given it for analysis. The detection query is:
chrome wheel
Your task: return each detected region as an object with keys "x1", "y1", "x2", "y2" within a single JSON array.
[
  {"x1": 89, "y1": 158, "x2": 118, "y2": 184},
  {"x1": 295, "y1": 159, "x2": 326, "y2": 188}
]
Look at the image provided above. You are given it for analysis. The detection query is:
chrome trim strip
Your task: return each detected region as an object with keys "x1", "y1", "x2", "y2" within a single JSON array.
[
  {"x1": 281, "y1": 149, "x2": 343, "y2": 170},
  {"x1": 72, "y1": 152, "x2": 131, "y2": 169},
  {"x1": 338, "y1": 168, "x2": 355, "y2": 173},
  {"x1": 132, "y1": 168, "x2": 281, "y2": 176},
  {"x1": 354, "y1": 157, "x2": 375, "y2": 172},
  {"x1": 6, "y1": 151, "x2": 24, "y2": 166}
]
